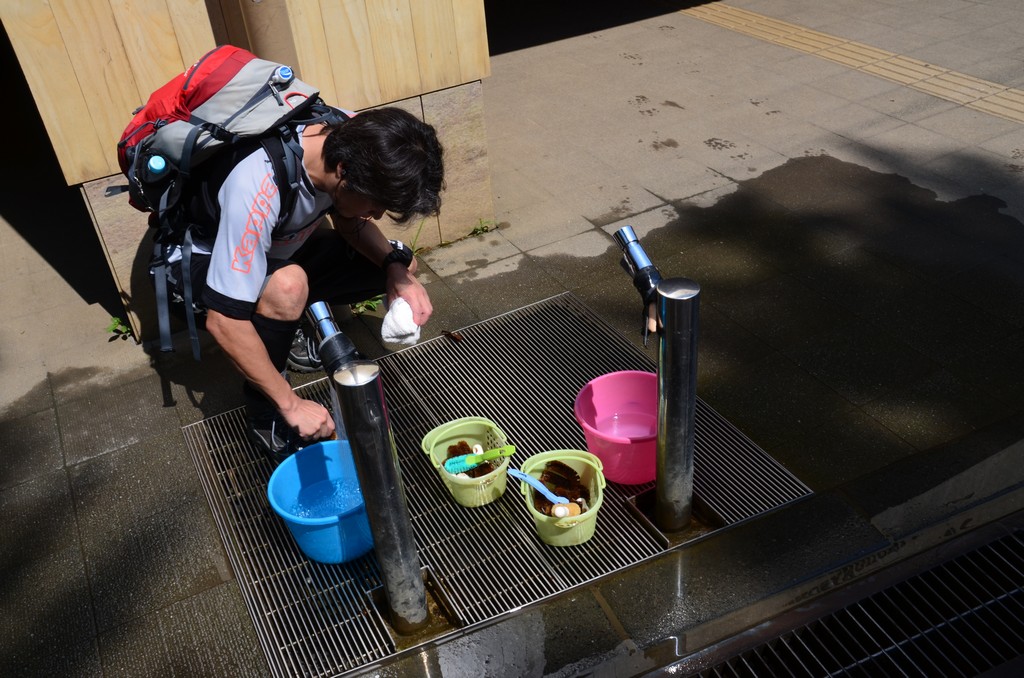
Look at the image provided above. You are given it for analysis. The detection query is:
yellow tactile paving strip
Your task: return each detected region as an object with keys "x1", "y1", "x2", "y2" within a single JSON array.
[{"x1": 683, "y1": 3, "x2": 1024, "y2": 124}]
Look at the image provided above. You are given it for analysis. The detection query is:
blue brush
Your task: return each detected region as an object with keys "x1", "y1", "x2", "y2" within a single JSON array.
[
  {"x1": 443, "y1": 444, "x2": 515, "y2": 475},
  {"x1": 508, "y1": 469, "x2": 582, "y2": 517}
]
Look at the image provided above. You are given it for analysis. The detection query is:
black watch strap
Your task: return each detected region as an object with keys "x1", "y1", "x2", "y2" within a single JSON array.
[{"x1": 382, "y1": 239, "x2": 413, "y2": 269}]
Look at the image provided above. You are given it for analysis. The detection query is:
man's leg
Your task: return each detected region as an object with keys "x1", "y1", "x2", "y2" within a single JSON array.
[
  {"x1": 294, "y1": 227, "x2": 388, "y2": 306},
  {"x1": 251, "y1": 260, "x2": 307, "y2": 372},
  {"x1": 167, "y1": 252, "x2": 310, "y2": 463},
  {"x1": 245, "y1": 262, "x2": 309, "y2": 463},
  {"x1": 242, "y1": 314, "x2": 299, "y2": 417},
  {"x1": 285, "y1": 227, "x2": 389, "y2": 371}
]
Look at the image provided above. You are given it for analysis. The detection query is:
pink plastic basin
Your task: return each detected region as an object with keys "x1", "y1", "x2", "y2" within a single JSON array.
[{"x1": 573, "y1": 370, "x2": 657, "y2": 485}]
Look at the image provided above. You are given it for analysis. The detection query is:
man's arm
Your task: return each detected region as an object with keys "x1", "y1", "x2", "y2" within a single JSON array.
[
  {"x1": 331, "y1": 214, "x2": 433, "y2": 324},
  {"x1": 330, "y1": 214, "x2": 395, "y2": 267},
  {"x1": 206, "y1": 309, "x2": 334, "y2": 439}
]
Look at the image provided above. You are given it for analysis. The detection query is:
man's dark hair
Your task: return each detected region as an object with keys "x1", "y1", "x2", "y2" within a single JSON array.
[{"x1": 322, "y1": 107, "x2": 445, "y2": 223}]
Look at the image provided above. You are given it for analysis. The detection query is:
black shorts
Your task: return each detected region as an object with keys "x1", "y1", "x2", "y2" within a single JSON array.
[{"x1": 161, "y1": 227, "x2": 388, "y2": 320}]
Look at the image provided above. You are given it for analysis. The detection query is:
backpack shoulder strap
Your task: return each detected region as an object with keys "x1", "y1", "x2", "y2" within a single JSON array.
[
  {"x1": 177, "y1": 104, "x2": 350, "y2": 234},
  {"x1": 261, "y1": 134, "x2": 300, "y2": 227},
  {"x1": 262, "y1": 105, "x2": 350, "y2": 226}
]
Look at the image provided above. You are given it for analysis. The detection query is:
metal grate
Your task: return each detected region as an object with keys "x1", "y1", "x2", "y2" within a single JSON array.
[
  {"x1": 696, "y1": 531, "x2": 1024, "y2": 677},
  {"x1": 184, "y1": 293, "x2": 812, "y2": 677}
]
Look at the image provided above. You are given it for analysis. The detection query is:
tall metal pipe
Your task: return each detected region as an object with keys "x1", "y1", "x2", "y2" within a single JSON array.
[
  {"x1": 307, "y1": 301, "x2": 357, "y2": 439},
  {"x1": 655, "y1": 278, "x2": 700, "y2": 532},
  {"x1": 332, "y1": 360, "x2": 429, "y2": 634}
]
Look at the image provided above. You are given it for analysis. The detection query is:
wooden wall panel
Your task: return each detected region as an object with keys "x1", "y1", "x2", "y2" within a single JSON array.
[
  {"x1": 205, "y1": 0, "x2": 250, "y2": 50},
  {"x1": 410, "y1": 0, "x2": 462, "y2": 93},
  {"x1": 284, "y1": 0, "x2": 341, "y2": 106},
  {"x1": 2, "y1": 0, "x2": 489, "y2": 186},
  {"x1": 1, "y1": 0, "x2": 215, "y2": 184},
  {"x1": 365, "y1": 0, "x2": 422, "y2": 104},
  {"x1": 108, "y1": 0, "x2": 189, "y2": 96},
  {"x1": 452, "y1": 0, "x2": 491, "y2": 81},
  {"x1": 237, "y1": 0, "x2": 302, "y2": 76},
  {"x1": 167, "y1": 0, "x2": 217, "y2": 68},
  {"x1": 49, "y1": 1, "x2": 140, "y2": 166},
  {"x1": 321, "y1": 0, "x2": 381, "y2": 109}
]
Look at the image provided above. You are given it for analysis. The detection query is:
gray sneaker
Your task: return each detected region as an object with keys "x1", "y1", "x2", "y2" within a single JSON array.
[
  {"x1": 246, "y1": 412, "x2": 301, "y2": 467},
  {"x1": 286, "y1": 326, "x2": 321, "y2": 373}
]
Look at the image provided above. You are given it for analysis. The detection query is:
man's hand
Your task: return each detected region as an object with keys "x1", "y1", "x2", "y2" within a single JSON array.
[
  {"x1": 279, "y1": 397, "x2": 335, "y2": 441},
  {"x1": 386, "y1": 264, "x2": 432, "y2": 325},
  {"x1": 330, "y1": 211, "x2": 433, "y2": 324}
]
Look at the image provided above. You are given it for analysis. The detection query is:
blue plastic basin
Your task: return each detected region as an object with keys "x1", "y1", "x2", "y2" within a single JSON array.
[{"x1": 267, "y1": 440, "x2": 373, "y2": 564}]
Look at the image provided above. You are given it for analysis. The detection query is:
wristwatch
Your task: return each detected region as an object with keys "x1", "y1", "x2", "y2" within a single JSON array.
[{"x1": 381, "y1": 239, "x2": 413, "y2": 269}]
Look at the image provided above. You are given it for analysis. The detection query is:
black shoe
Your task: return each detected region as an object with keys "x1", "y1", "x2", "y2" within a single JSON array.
[
  {"x1": 246, "y1": 412, "x2": 301, "y2": 467},
  {"x1": 286, "y1": 326, "x2": 321, "y2": 373}
]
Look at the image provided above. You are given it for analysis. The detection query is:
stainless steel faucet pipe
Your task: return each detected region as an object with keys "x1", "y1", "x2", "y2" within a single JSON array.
[
  {"x1": 613, "y1": 225, "x2": 664, "y2": 345},
  {"x1": 307, "y1": 301, "x2": 357, "y2": 440},
  {"x1": 613, "y1": 225, "x2": 654, "y2": 275},
  {"x1": 332, "y1": 361, "x2": 429, "y2": 634},
  {"x1": 306, "y1": 302, "x2": 358, "y2": 375},
  {"x1": 307, "y1": 301, "x2": 337, "y2": 341},
  {"x1": 655, "y1": 278, "x2": 700, "y2": 532}
]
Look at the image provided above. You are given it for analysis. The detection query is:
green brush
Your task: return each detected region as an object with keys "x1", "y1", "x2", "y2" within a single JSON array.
[{"x1": 443, "y1": 444, "x2": 515, "y2": 475}]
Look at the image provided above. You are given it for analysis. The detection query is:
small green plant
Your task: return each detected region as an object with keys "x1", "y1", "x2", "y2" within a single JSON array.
[
  {"x1": 409, "y1": 216, "x2": 428, "y2": 254},
  {"x1": 351, "y1": 294, "x2": 385, "y2": 315},
  {"x1": 470, "y1": 218, "x2": 496, "y2": 237},
  {"x1": 106, "y1": 316, "x2": 131, "y2": 341}
]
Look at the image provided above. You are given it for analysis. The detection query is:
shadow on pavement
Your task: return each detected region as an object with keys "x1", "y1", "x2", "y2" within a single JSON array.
[{"x1": 0, "y1": 24, "x2": 123, "y2": 317}]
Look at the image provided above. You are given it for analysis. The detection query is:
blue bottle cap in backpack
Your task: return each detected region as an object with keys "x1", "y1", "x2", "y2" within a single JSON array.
[
  {"x1": 147, "y1": 155, "x2": 167, "y2": 175},
  {"x1": 273, "y1": 65, "x2": 294, "y2": 85}
]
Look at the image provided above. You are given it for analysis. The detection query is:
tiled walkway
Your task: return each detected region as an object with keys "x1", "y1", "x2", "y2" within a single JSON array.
[{"x1": 685, "y1": 4, "x2": 1024, "y2": 123}]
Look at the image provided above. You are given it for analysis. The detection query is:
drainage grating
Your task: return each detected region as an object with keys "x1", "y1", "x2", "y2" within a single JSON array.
[
  {"x1": 184, "y1": 293, "x2": 812, "y2": 676},
  {"x1": 692, "y1": 530, "x2": 1024, "y2": 676}
]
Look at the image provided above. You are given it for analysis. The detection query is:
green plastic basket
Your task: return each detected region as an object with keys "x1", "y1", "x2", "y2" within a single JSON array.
[
  {"x1": 420, "y1": 417, "x2": 511, "y2": 507},
  {"x1": 518, "y1": 449, "x2": 605, "y2": 546}
]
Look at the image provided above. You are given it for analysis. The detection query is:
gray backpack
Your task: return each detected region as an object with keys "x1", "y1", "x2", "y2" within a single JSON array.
[{"x1": 117, "y1": 45, "x2": 347, "y2": 358}]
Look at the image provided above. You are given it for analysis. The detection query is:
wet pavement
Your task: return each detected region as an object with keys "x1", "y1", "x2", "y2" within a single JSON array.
[{"x1": 3, "y1": 0, "x2": 1024, "y2": 675}]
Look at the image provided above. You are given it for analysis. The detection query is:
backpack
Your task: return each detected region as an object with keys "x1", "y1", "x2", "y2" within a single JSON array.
[{"x1": 117, "y1": 44, "x2": 348, "y2": 359}]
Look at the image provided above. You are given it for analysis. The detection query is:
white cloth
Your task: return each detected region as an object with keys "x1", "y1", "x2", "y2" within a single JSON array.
[{"x1": 381, "y1": 297, "x2": 420, "y2": 349}]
